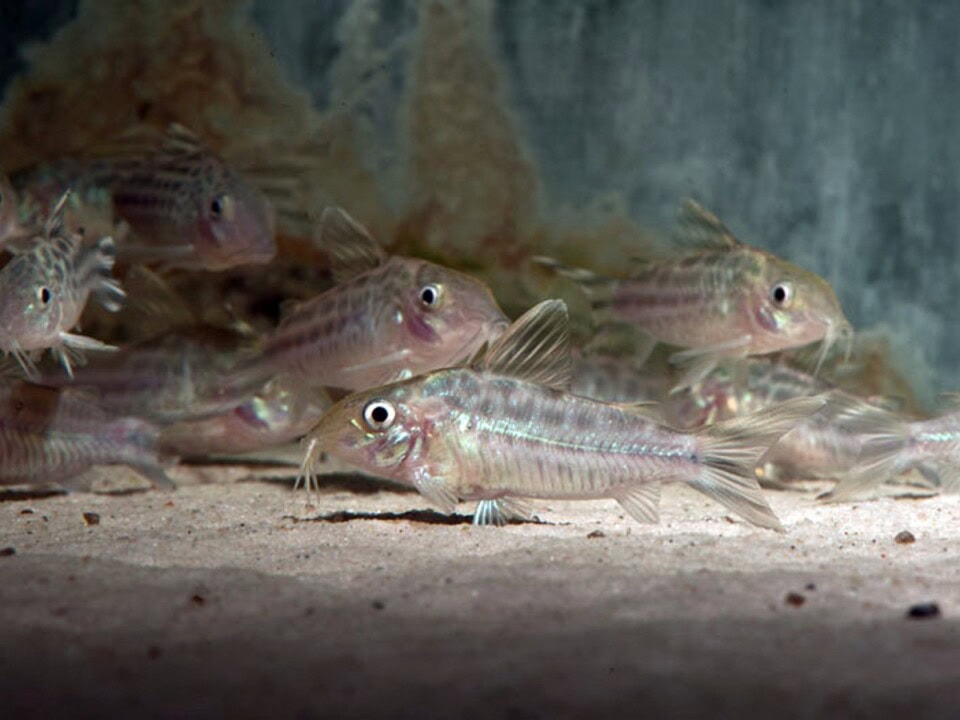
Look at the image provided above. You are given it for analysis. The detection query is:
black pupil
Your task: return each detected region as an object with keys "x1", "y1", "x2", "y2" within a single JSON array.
[
  {"x1": 370, "y1": 405, "x2": 389, "y2": 423},
  {"x1": 40, "y1": 288, "x2": 51, "y2": 304},
  {"x1": 421, "y1": 287, "x2": 435, "y2": 304},
  {"x1": 211, "y1": 198, "x2": 222, "y2": 216},
  {"x1": 773, "y1": 285, "x2": 787, "y2": 303}
]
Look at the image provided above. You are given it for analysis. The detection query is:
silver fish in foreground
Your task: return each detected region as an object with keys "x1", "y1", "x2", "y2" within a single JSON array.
[
  {"x1": 0, "y1": 380, "x2": 173, "y2": 490},
  {"x1": 0, "y1": 191, "x2": 124, "y2": 378},
  {"x1": 302, "y1": 300, "x2": 825, "y2": 530},
  {"x1": 253, "y1": 207, "x2": 509, "y2": 391}
]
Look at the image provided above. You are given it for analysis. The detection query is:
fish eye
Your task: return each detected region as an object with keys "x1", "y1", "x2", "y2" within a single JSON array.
[
  {"x1": 37, "y1": 286, "x2": 51, "y2": 305},
  {"x1": 362, "y1": 399, "x2": 396, "y2": 431},
  {"x1": 770, "y1": 281, "x2": 793, "y2": 308},
  {"x1": 209, "y1": 193, "x2": 235, "y2": 222},
  {"x1": 419, "y1": 284, "x2": 443, "y2": 308}
]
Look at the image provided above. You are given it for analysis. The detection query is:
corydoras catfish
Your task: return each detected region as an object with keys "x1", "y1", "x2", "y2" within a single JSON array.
[
  {"x1": 254, "y1": 207, "x2": 509, "y2": 390},
  {"x1": 0, "y1": 379, "x2": 173, "y2": 490},
  {"x1": 7, "y1": 124, "x2": 276, "y2": 271},
  {"x1": 159, "y1": 378, "x2": 330, "y2": 458},
  {"x1": 301, "y1": 300, "x2": 824, "y2": 529},
  {"x1": 34, "y1": 324, "x2": 265, "y2": 424},
  {"x1": 0, "y1": 191, "x2": 124, "y2": 378},
  {"x1": 673, "y1": 359, "x2": 898, "y2": 483},
  {"x1": 535, "y1": 200, "x2": 853, "y2": 388},
  {"x1": 828, "y1": 398, "x2": 960, "y2": 501}
]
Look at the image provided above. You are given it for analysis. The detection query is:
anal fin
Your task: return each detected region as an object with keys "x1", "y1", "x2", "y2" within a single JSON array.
[{"x1": 611, "y1": 483, "x2": 661, "y2": 523}]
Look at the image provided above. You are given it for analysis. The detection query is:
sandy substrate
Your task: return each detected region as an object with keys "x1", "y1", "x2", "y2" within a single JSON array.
[{"x1": 1, "y1": 464, "x2": 959, "y2": 719}]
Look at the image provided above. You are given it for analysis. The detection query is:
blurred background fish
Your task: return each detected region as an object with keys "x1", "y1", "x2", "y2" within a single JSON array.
[
  {"x1": 0, "y1": 379, "x2": 172, "y2": 490},
  {"x1": 5, "y1": 124, "x2": 276, "y2": 271}
]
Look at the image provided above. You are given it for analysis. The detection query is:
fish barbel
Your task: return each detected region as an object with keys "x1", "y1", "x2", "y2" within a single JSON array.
[
  {"x1": 255, "y1": 207, "x2": 509, "y2": 390},
  {"x1": 302, "y1": 299, "x2": 825, "y2": 529},
  {"x1": 7, "y1": 124, "x2": 276, "y2": 271},
  {"x1": 829, "y1": 398, "x2": 960, "y2": 501},
  {"x1": 535, "y1": 200, "x2": 853, "y2": 388},
  {"x1": 0, "y1": 191, "x2": 124, "y2": 378},
  {"x1": 0, "y1": 380, "x2": 173, "y2": 490}
]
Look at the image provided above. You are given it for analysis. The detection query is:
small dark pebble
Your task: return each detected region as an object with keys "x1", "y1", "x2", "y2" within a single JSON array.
[
  {"x1": 19, "y1": 509, "x2": 33, "y2": 515},
  {"x1": 587, "y1": 530, "x2": 606, "y2": 539},
  {"x1": 906, "y1": 602, "x2": 940, "y2": 619},
  {"x1": 895, "y1": 530, "x2": 916, "y2": 545},
  {"x1": 805, "y1": 582, "x2": 817, "y2": 592},
  {"x1": 372, "y1": 600, "x2": 385, "y2": 611},
  {"x1": 82, "y1": 512, "x2": 100, "y2": 527},
  {"x1": 784, "y1": 592, "x2": 806, "y2": 608},
  {"x1": 0, "y1": 547, "x2": 15, "y2": 557},
  {"x1": 191, "y1": 594, "x2": 206, "y2": 607}
]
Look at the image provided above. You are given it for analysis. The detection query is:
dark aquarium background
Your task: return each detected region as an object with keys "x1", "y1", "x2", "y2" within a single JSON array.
[{"x1": 1, "y1": 0, "x2": 956, "y2": 404}]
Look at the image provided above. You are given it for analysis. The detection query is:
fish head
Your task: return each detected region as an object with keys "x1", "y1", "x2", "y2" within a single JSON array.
[
  {"x1": 311, "y1": 380, "x2": 440, "y2": 482},
  {"x1": 194, "y1": 163, "x2": 276, "y2": 270},
  {"x1": 395, "y1": 259, "x2": 509, "y2": 373},
  {"x1": 750, "y1": 254, "x2": 853, "y2": 359},
  {"x1": 0, "y1": 253, "x2": 66, "y2": 351}
]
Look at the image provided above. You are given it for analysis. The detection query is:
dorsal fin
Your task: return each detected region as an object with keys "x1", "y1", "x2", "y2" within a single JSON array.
[
  {"x1": 477, "y1": 299, "x2": 572, "y2": 391},
  {"x1": 317, "y1": 207, "x2": 388, "y2": 283},
  {"x1": 671, "y1": 199, "x2": 742, "y2": 252}
]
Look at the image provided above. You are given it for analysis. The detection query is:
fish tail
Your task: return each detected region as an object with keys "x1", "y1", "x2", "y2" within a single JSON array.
[
  {"x1": 79, "y1": 235, "x2": 126, "y2": 311},
  {"x1": 531, "y1": 256, "x2": 616, "y2": 324},
  {"x1": 692, "y1": 395, "x2": 827, "y2": 531},
  {"x1": 825, "y1": 409, "x2": 914, "y2": 502}
]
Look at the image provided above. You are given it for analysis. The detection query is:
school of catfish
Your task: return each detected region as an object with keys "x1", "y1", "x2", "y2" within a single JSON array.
[{"x1": 0, "y1": 123, "x2": 953, "y2": 532}]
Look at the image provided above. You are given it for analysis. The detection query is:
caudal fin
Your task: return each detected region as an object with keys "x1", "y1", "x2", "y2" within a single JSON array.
[
  {"x1": 825, "y1": 408, "x2": 913, "y2": 502},
  {"x1": 692, "y1": 395, "x2": 827, "y2": 531}
]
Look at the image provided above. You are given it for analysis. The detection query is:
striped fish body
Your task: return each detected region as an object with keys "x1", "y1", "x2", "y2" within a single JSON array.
[
  {"x1": 260, "y1": 256, "x2": 508, "y2": 391},
  {"x1": 537, "y1": 201, "x2": 852, "y2": 386},
  {"x1": 35, "y1": 327, "x2": 261, "y2": 424},
  {"x1": 9, "y1": 125, "x2": 276, "y2": 271},
  {"x1": 387, "y1": 368, "x2": 704, "y2": 502},
  {"x1": 0, "y1": 381, "x2": 171, "y2": 488}
]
